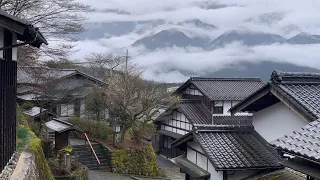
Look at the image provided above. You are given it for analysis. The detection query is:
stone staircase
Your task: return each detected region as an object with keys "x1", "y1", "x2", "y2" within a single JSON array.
[{"x1": 72, "y1": 143, "x2": 112, "y2": 171}]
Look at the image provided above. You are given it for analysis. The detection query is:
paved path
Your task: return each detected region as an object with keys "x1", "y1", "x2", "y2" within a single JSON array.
[
  {"x1": 157, "y1": 155, "x2": 185, "y2": 180},
  {"x1": 88, "y1": 170, "x2": 132, "y2": 180}
]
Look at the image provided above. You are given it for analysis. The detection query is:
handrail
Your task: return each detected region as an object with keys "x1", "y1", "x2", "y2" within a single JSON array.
[{"x1": 84, "y1": 133, "x2": 100, "y2": 164}]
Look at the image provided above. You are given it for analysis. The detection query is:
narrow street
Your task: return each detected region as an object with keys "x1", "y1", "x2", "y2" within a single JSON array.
[{"x1": 88, "y1": 170, "x2": 132, "y2": 180}]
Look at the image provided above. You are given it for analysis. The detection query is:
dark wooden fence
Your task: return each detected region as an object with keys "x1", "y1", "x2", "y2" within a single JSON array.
[{"x1": 0, "y1": 60, "x2": 17, "y2": 171}]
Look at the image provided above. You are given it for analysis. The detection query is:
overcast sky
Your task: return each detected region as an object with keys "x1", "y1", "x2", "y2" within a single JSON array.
[{"x1": 71, "y1": 0, "x2": 320, "y2": 82}]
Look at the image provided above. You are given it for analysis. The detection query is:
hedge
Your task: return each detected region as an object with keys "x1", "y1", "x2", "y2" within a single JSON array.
[
  {"x1": 68, "y1": 117, "x2": 112, "y2": 140},
  {"x1": 112, "y1": 145, "x2": 161, "y2": 177}
]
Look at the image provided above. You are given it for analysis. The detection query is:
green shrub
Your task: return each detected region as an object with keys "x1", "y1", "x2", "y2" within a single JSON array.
[
  {"x1": 69, "y1": 117, "x2": 112, "y2": 140},
  {"x1": 17, "y1": 126, "x2": 29, "y2": 139},
  {"x1": 16, "y1": 125, "x2": 29, "y2": 151},
  {"x1": 112, "y1": 145, "x2": 161, "y2": 177},
  {"x1": 130, "y1": 122, "x2": 156, "y2": 144}
]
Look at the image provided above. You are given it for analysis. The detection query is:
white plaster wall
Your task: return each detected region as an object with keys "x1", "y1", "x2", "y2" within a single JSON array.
[
  {"x1": 223, "y1": 101, "x2": 232, "y2": 115},
  {"x1": 253, "y1": 102, "x2": 308, "y2": 142},
  {"x1": 215, "y1": 101, "x2": 223, "y2": 106},
  {"x1": 208, "y1": 162, "x2": 223, "y2": 180},
  {"x1": 161, "y1": 110, "x2": 191, "y2": 135},
  {"x1": 187, "y1": 142, "x2": 204, "y2": 153},
  {"x1": 12, "y1": 33, "x2": 17, "y2": 61},
  {"x1": 197, "y1": 153, "x2": 207, "y2": 171},
  {"x1": 184, "y1": 87, "x2": 203, "y2": 96},
  {"x1": 186, "y1": 146, "x2": 209, "y2": 176},
  {"x1": 187, "y1": 147, "x2": 196, "y2": 164}
]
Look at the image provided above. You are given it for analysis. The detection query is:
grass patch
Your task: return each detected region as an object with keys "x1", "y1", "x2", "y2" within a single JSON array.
[{"x1": 16, "y1": 125, "x2": 29, "y2": 152}]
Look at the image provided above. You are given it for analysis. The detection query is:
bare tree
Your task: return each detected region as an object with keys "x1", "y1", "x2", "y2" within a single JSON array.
[
  {"x1": 0, "y1": 0, "x2": 91, "y2": 62},
  {"x1": 104, "y1": 58, "x2": 176, "y2": 142},
  {"x1": 85, "y1": 87, "x2": 108, "y2": 121},
  {"x1": 85, "y1": 52, "x2": 124, "y2": 78}
]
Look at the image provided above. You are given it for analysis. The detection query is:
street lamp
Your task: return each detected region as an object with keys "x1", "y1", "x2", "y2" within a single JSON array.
[
  {"x1": 113, "y1": 124, "x2": 121, "y2": 147},
  {"x1": 113, "y1": 124, "x2": 121, "y2": 133}
]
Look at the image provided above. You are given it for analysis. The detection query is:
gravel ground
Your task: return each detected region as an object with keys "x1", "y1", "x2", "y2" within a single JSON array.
[{"x1": 88, "y1": 170, "x2": 132, "y2": 180}]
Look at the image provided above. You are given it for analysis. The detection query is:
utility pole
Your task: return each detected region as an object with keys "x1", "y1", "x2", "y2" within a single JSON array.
[{"x1": 125, "y1": 49, "x2": 129, "y2": 78}]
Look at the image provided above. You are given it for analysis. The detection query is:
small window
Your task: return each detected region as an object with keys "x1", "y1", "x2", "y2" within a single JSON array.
[
  {"x1": 213, "y1": 106, "x2": 223, "y2": 114},
  {"x1": 60, "y1": 104, "x2": 74, "y2": 116}
]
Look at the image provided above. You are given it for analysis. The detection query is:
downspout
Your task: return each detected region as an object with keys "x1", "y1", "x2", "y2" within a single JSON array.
[{"x1": 223, "y1": 171, "x2": 228, "y2": 180}]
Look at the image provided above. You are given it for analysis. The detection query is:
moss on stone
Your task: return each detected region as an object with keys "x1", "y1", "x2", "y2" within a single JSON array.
[
  {"x1": 17, "y1": 104, "x2": 55, "y2": 180},
  {"x1": 112, "y1": 145, "x2": 161, "y2": 177},
  {"x1": 29, "y1": 137, "x2": 55, "y2": 180}
]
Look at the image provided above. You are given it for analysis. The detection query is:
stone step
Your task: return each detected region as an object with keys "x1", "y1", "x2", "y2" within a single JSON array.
[
  {"x1": 78, "y1": 157, "x2": 109, "y2": 164},
  {"x1": 72, "y1": 142, "x2": 112, "y2": 172},
  {"x1": 87, "y1": 164, "x2": 112, "y2": 171},
  {"x1": 74, "y1": 151, "x2": 106, "y2": 158}
]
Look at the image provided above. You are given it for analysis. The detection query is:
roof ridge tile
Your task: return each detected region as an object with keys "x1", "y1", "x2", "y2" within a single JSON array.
[{"x1": 190, "y1": 77, "x2": 262, "y2": 82}]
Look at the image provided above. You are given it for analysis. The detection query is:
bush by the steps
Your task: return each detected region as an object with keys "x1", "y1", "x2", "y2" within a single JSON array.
[
  {"x1": 112, "y1": 145, "x2": 161, "y2": 177},
  {"x1": 69, "y1": 117, "x2": 112, "y2": 140}
]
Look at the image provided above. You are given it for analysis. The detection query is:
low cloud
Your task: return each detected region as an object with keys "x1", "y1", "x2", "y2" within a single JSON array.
[
  {"x1": 69, "y1": 0, "x2": 320, "y2": 82},
  {"x1": 133, "y1": 43, "x2": 320, "y2": 82}
]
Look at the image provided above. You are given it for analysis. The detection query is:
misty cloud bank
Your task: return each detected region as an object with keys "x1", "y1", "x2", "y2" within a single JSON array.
[{"x1": 71, "y1": 0, "x2": 320, "y2": 82}]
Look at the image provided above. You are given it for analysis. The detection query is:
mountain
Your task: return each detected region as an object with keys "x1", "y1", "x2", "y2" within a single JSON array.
[
  {"x1": 209, "y1": 30, "x2": 286, "y2": 49},
  {"x1": 285, "y1": 32, "x2": 320, "y2": 44},
  {"x1": 178, "y1": 19, "x2": 216, "y2": 30},
  {"x1": 132, "y1": 29, "x2": 209, "y2": 50},
  {"x1": 206, "y1": 61, "x2": 320, "y2": 81}
]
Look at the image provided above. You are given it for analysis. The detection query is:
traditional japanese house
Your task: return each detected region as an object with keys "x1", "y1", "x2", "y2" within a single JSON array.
[
  {"x1": 23, "y1": 106, "x2": 55, "y2": 122},
  {"x1": 172, "y1": 123, "x2": 281, "y2": 180},
  {"x1": 17, "y1": 66, "x2": 108, "y2": 120},
  {"x1": 272, "y1": 119, "x2": 320, "y2": 180},
  {"x1": 154, "y1": 77, "x2": 265, "y2": 158},
  {"x1": 230, "y1": 70, "x2": 320, "y2": 142},
  {"x1": 0, "y1": 10, "x2": 47, "y2": 171}
]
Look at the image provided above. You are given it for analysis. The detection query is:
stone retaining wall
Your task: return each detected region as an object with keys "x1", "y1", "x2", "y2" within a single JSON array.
[{"x1": 10, "y1": 150, "x2": 39, "y2": 180}]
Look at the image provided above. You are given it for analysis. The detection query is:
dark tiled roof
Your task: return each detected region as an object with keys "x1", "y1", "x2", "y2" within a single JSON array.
[
  {"x1": 211, "y1": 115, "x2": 253, "y2": 126},
  {"x1": 18, "y1": 66, "x2": 107, "y2": 86},
  {"x1": 156, "y1": 99, "x2": 253, "y2": 126},
  {"x1": 257, "y1": 169, "x2": 305, "y2": 180},
  {"x1": 271, "y1": 71, "x2": 320, "y2": 120},
  {"x1": 177, "y1": 77, "x2": 264, "y2": 101},
  {"x1": 194, "y1": 126, "x2": 281, "y2": 170},
  {"x1": 271, "y1": 119, "x2": 320, "y2": 162},
  {"x1": 179, "y1": 100, "x2": 212, "y2": 124},
  {"x1": 279, "y1": 158, "x2": 320, "y2": 179},
  {"x1": 231, "y1": 70, "x2": 320, "y2": 121},
  {"x1": 154, "y1": 100, "x2": 212, "y2": 125}
]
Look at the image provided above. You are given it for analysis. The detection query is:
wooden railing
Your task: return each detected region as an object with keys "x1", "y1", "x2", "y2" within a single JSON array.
[{"x1": 84, "y1": 133, "x2": 100, "y2": 165}]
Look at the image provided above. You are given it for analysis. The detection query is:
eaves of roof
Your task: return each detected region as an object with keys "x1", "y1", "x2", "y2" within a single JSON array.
[
  {"x1": 270, "y1": 83, "x2": 317, "y2": 121},
  {"x1": 62, "y1": 70, "x2": 108, "y2": 86},
  {"x1": 230, "y1": 82, "x2": 316, "y2": 122},
  {"x1": 0, "y1": 10, "x2": 47, "y2": 47}
]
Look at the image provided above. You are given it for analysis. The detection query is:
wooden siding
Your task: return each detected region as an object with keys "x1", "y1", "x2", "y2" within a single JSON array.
[
  {"x1": 160, "y1": 110, "x2": 192, "y2": 135},
  {"x1": 0, "y1": 60, "x2": 17, "y2": 171}
]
